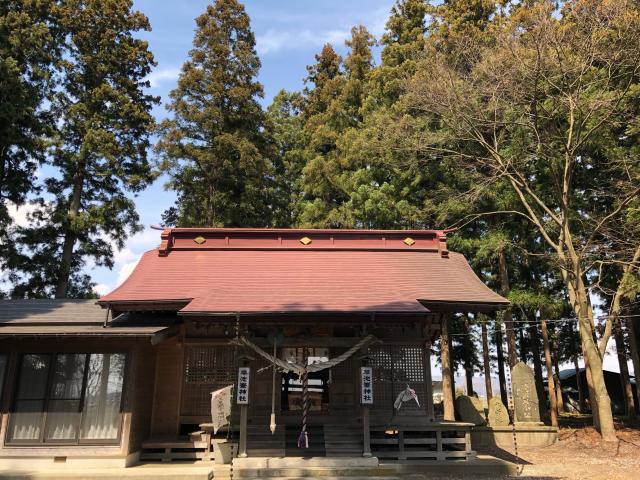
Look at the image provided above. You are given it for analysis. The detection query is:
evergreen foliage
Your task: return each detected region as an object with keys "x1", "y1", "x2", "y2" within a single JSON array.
[
  {"x1": 7, "y1": 0, "x2": 158, "y2": 298},
  {"x1": 0, "y1": 0, "x2": 59, "y2": 261},
  {"x1": 156, "y1": 0, "x2": 275, "y2": 228}
]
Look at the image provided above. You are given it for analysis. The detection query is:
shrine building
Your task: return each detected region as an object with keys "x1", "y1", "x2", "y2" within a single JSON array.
[{"x1": 0, "y1": 228, "x2": 509, "y2": 473}]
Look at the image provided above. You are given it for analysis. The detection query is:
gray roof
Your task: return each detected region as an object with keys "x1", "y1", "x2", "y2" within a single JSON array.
[
  {"x1": 0, "y1": 299, "x2": 106, "y2": 325},
  {"x1": 0, "y1": 299, "x2": 177, "y2": 342}
]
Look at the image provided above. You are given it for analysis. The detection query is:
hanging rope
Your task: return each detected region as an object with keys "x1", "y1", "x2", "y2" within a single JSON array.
[
  {"x1": 297, "y1": 349, "x2": 309, "y2": 449},
  {"x1": 231, "y1": 334, "x2": 378, "y2": 376}
]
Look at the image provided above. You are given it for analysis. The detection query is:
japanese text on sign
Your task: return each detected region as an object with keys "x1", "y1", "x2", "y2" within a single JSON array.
[
  {"x1": 360, "y1": 366, "x2": 373, "y2": 405},
  {"x1": 237, "y1": 367, "x2": 250, "y2": 405}
]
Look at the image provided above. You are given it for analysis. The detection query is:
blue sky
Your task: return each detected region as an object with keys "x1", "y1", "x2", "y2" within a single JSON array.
[{"x1": 83, "y1": 0, "x2": 395, "y2": 295}]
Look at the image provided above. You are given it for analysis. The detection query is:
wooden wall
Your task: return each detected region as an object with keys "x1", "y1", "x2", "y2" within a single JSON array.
[
  {"x1": 126, "y1": 345, "x2": 157, "y2": 454},
  {"x1": 150, "y1": 343, "x2": 184, "y2": 436}
]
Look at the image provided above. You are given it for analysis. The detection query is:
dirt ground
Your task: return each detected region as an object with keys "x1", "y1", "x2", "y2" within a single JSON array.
[{"x1": 485, "y1": 416, "x2": 640, "y2": 480}]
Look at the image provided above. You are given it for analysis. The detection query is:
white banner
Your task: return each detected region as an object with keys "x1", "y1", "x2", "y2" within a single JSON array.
[
  {"x1": 361, "y1": 366, "x2": 373, "y2": 405},
  {"x1": 237, "y1": 367, "x2": 250, "y2": 405},
  {"x1": 210, "y1": 385, "x2": 233, "y2": 434}
]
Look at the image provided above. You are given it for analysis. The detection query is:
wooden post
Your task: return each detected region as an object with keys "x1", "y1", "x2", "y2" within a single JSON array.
[
  {"x1": 360, "y1": 340, "x2": 372, "y2": 458},
  {"x1": 362, "y1": 406, "x2": 371, "y2": 457},
  {"x1": 398, "y1": 430, "x2": 406, "y2": 460},
  {"x1": 424, "y1": 339, "x2": 435, "y2": 421},
  {"x1": 441, "y1": 314, "x2": 455, "y2": 420},
  {"x1": 239, "y1": 405, "x2": 248, "y2": 458},
  {"x1": 237, "y1": 352, "x2": 253, "y2": 458}
]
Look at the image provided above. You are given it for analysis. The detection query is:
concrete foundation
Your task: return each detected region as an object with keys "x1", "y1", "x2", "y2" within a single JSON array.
[
  {"x1": 471, "y1": 425, "x2": 558, "y2": 449},
  {"x1": 0, "y1": 455, "x2": 517, "y2": 479}
]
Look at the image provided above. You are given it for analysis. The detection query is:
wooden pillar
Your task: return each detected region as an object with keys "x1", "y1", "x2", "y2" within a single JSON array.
[
  {"x1": 441, "y1": 314, "x2": 455, "y2": 420},
  {"x1": 239, "y1": 405, "x2": 248, "y2": 458},
  {"x1": 362, "y1": 406, "x2": 371, "y2": 457},
  {"x1": 237, "y1": 353, "x2": 253, "y2": 458},
  {"x1": 424, "y1": 339, "x2": 435, "y2": 421},
  {"x1": 398, "y1": 430, "x2": 406, "y2": 460},
  {"x1": 360, "y1": 338, "x2": 372, "y2": 458}
]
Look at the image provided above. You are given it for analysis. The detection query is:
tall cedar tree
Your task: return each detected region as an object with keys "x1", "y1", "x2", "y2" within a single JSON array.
[
  {"x1": 334, "y1": 0, "x2": 432, "y2": 229},
  {"x1": 156, "y1": 0, "x2": 274, "y2": 228},
  {"x1": 299, "y1": 27, "x2": 375, "y2": 227},
  {"x1": 266, "y1": 90, "x2": 307, "y2": 227},
  {"x1": 8, "y1": 0, "x2": 158, "y2": 298},
  {"x1": 0, "y1": 1, "x2": 59, "y2": 269}
]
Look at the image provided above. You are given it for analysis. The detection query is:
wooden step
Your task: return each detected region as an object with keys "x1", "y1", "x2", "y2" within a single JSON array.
[
  {"x1": 324, "y1": 425, "x2": 362, "y2": 457},
  {"x1": 141, "y1": 436, "x2": 209, "y2": 463},
  {"x1": 247, "y1": 424, "x2": 285, "y2": 457}
]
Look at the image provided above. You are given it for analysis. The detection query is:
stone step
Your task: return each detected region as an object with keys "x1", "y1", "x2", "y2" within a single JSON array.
[{"x1": 232, "y1": 469, "x2": 397, "y2": 479}]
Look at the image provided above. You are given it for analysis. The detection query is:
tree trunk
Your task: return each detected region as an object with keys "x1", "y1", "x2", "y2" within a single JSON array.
[
  {"x1": 627, "y1": 311, "x2": 640, "y2": 411},
  {"x1": 614, "y1": 323, "x2": 636, "y2": 419},
  {"x1": 495, "y1": 327, "x2": 509, "y2": 408},
  {"x1": 441, "y1": 314, "x2": 455, "y2": 421},
  {"x1": 518, "y1": 328, "x2": 528, "y2": 363},
  {"x1": 583, "y1": 346, "x2": 599, "y2": 427},
  {"x1": 498, "y1": 249, "x2": 517, "y2": 367},
  {"x1": 563, "y1": 252, "x2": 615, "y2": 440},
  {"x1": 573, "y1": 355, "x2": 585, "y2": 413},
  {"x1": 481, "y1": 320, "x2": 493, "y2": 403},
  {"x1": 552, "y1": 349, "x2": 564, "y2": 414},
  {"x1": 540, "y1": 318, "x2": 558, "y2": 427},
  {"x1": 463, "y1": 315, "x2": 474, "y2": 396},
  {"x1": 55, "y1": 166, "x2": 84, "y2": 298},
  {"x1": 529, "y1": 322, "x2": 548, "y2": 422}
]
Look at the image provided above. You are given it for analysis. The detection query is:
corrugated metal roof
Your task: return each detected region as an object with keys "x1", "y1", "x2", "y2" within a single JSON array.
[{"x1": 99, "y1": 246, "x2": 509, "y2": 314}]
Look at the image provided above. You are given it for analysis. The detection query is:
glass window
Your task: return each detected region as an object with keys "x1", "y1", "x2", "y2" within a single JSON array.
[
  {"x1": 45, "y1": 354, "x2": 86, "y2": 441},
  {"x1": 8, "y1": 352, "x2": 126, "y2": 444},
  {"x1": 9, "y1": 354, "x2": 52, "y2": 441},
  {"x1": 80, "y1": 353, "x2": 125, "y2": 441}
]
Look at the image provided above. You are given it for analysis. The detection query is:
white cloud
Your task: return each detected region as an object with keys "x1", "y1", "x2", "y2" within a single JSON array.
[
  {"x1": 6, "y1": 202, "x2": 38, "y2": 228},
  {"x1": 256, "y1": 6, "x2": 390, "y2": 55},
  {"x1": 93, "y1": 283, "x2": 111, "y2": 296},
  {"x1": 109, "y1": 228, "x2": 160, "y2": 289},
  {"x1": 146, "y1": 66, "x2": 181, "y2": 88},
  {"x1": 256, "y1": 28, "x2": 352, "y2": 55},
  {"x1": 88, "y1": 228, "x2": 161, "y2": 294},
  {"x1": 117, "y1": 259, "x2": 139, "y2": 285}
]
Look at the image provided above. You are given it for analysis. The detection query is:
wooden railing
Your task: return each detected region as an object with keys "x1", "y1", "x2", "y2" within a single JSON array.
[{"x1": 370, "y1": 423, "x2": 476, "y2": 461}]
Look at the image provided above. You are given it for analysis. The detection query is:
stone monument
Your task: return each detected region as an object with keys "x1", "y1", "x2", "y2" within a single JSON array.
[
  {"x1": 455, "y1": 395, "x2": 487, "y2": 425},
  {"x1": 511, "y1": 361, "x2": 542, "y2": 424},
  {"x1": 487, "y1": 396, "x2": 510, "y2": 426}
]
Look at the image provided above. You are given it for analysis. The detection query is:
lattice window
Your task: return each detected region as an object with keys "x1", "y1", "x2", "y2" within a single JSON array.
[
  {"x1": 369, "y1": 345, "x2": 426, "y2": 415},
  {"x1": 181, "y1": 346, "x2": 237, "y2": 416}
]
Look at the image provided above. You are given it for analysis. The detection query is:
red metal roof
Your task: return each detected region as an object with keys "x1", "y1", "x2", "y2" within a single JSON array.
[{"x1": 98, "y1": 229, "x2": 508, "y2": 314}]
